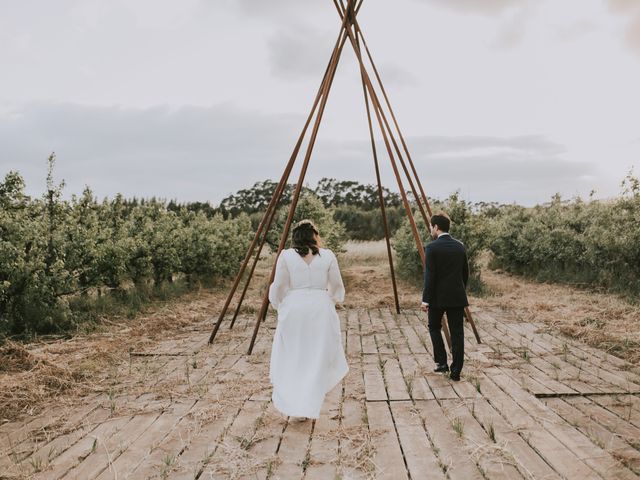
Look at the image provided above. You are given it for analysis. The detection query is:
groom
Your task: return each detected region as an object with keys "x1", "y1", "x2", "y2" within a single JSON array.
[{"x1": 421, "y1": 213, "x2": 469, "y2": 381}]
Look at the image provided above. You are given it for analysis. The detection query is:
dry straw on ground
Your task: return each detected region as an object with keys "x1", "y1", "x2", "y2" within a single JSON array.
[
  {"x1": 476, "y1": 267, "x2": 640, "y2": 365},
  {"x1": 2, "y1": 240, "x2": 639, "y2": 427}
]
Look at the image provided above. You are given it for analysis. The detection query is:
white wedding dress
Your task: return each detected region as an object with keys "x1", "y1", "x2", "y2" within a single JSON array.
[{"x1": 268, "y1": 247, "x2": 349, "y2": 419}]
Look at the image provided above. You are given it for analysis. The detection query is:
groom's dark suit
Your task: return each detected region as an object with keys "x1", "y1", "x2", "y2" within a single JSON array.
[{"x1": 422, "y1": 233, "x2": 469, "y2": 377}]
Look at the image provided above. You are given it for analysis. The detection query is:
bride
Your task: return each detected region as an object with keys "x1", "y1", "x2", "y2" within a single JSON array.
[{"x1": 268, "y1": 219, "x2": 349, "y2": 420}]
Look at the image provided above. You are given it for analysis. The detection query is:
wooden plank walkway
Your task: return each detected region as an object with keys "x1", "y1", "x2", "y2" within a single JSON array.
[{"x1": 2, "y1": 307, "x2": 639, "y2": 479}]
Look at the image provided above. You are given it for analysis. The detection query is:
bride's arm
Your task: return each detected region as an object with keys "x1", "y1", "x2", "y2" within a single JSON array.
[
  {"x1": 268, "y1": 252, "x2": 290, "y2": 310},
  {"x1": 328, "y1": 251, "x2": 345, "y2": 304}
]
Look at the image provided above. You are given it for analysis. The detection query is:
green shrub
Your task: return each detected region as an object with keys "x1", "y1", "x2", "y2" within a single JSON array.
[
  {"x1": 393, "y1": 193, "x2": 486, "y2": 293},
  {"x1": 0, "y1": 160, "x2": 254, "y2": 338},
  {"x1": 487, "y1": 172, "x2": 640, "y2": 298}
]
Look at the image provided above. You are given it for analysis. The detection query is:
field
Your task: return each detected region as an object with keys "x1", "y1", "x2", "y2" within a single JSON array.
[{"x1": 1, "y1": 241, "x2": 640, "y2": 479}]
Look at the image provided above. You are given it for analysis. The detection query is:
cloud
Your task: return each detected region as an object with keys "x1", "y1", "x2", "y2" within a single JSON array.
[
  {"x1": 0, "y1": 102, "x2": 302, "y2": 202},
  {"x1": 626, "y1": 13, "x2": 640, "y2": 53},
  {"x1": 266, "y1": 23, "x2": 418, "y2": 86},
  {"x1": 413, "y1": 0, "x2": 532, "y2": 49},
  {"x1": 405, "y1": 135, "x2": 566, "y2": 156},
  {"x1": 235, "y1": 0, "x2": 318, "y2": 17},
  {"x1": 267, "y1": 26, "x2": 338, "y2": 79},
  {"x1": 308, "y1": 134, "x2": 595, "y2": 205},
  {"x1": 607, "y1": 0, "x2": 640, "y2": 54},
  {"x1": 556, "y1": 21, "x2": 597, "y2": 42},
  {"x1": 357, "y1": 139, "x2": 596, "y2": 204},
  {"x1": 376, "y1": 63, "x2": 420, "y2": 87},
  {"x1": 607, "y1": 0, "x2": 640, "y2": 14},
  {"x1": 490, "y1": 2, "x2": 534, "y2": 49},
  {"x1": 414, "y1": 0, "x2": 526, "y2": 16},
  {"x1": 0, "y1": 102, "x2": 597, "y2": 206},
  {"x1": 491, "y1": 13, "x2": 527, "y2": 49}
]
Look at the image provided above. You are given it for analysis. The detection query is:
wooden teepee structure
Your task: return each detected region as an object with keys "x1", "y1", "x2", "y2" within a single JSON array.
[{"x1": 208, "y1": 0, "x2": 481, "y2": 354}]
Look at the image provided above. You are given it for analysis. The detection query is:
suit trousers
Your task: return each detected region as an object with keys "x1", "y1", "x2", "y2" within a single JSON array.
[{"x1": 428, "y1": 306, "x2": 465, "y2": 376}]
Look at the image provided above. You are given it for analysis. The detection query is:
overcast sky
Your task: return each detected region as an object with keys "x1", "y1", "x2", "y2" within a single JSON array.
[{"x1": 1, "y1": 0, "x2": 639, "y2": 206}]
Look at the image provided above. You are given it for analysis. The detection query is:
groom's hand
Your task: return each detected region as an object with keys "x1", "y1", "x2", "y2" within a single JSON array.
[{"x1": 420, "y1": 302, "x2": 429, "y2": 312}]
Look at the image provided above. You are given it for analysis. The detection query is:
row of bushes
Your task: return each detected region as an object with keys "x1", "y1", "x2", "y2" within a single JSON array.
[
  {"x1": 393, "y1": 172, "x2": 640, "y2": 300},
  {"x1": 3, "y1": 155, "x2": 637, "y2": 337},
  {"x1": 487, "y1": 178, "x2": 640, "y2": 297},
  {"x1": 0, "y1": 158, "x2": 253, "y2": 336}
]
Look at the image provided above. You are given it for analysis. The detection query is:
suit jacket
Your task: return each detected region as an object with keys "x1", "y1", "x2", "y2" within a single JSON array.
[{"x1": 422, "y1": 234, "x2": 469, "y2": 308}]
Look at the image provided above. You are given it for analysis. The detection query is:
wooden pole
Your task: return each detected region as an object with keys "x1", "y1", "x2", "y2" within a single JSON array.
[
  {"x1": 207, "y1": 17, "x2": 352, "y2": 345},
  {"x1": 335, "y1": 3, "x2": 429, "y2": 230},
  {"x1": 227, "y1": 30, "x2": 353, "y2": 331},
  {"x1": 228, "y1": 184, "x2": 283, "y2": 330},
  {"x1": 208, "y1": 177, "x2": 285, "y2": 343},
  {"x1": 354, "y1": 27, "x2": 400, "y2": 314},
  {"x1": 337, "y1": 9, "x2": 425, "y2": 267},
  {"x1": 246, "y1": 2, "x2": 357, "y2": 355},
  {"x1": 349, "y1": 2, "x2": 447, "y2": 351},
  {"x1": 335, "y1": 2, "x2": 458, "y2": 349},
  {"x1": 338, "y1": 3, "x2": 480, "y2": 345},
  {"x1": 349, "y1": 18, "x2": 433, "y2": 218},
  {"x1": 212, "y1": 0, "x2": 479, "y2": 353}
]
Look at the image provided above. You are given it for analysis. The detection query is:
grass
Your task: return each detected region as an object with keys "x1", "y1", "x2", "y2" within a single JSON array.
[
  {"x1": 237, "y1": 435, "x2": 258, "y2": 450},
  {"x1": 451, "y1": 417, "x2": 465, "y2": 437},
  {"x1": 300, "y1": 450, "x2": 311, "y2": 471},
  {"x1": 67, "y1": 279, "x2": 194, "y2": 330},
  {"x1": 405, "y1": 372, "x2": 415, "y2": 396},
  {"x1": 476, "y1": 264, "x2": 640, "y2": 365},
  {"x1": 160, "y1": 454, "x2": 176, "y2": 479},
  {"x1": 184, "y1": 358, "x2": 191, "y2": 388},
  {"x1": 108, "y1": 388, "x2": 117, "y2": 415},
  {"x1": 28, "y1": 457, "x2": 43, "y2": 473},
  {"x1": 469, "y1": 375, "x2": 482, "y2": 393},
  {"x1": 378, "y1": 358, "x2": 387, "y2": 372},
  {"x1": 342, "y1": 240, "x2": 390, "y2": 264},
  {"x1": 485, "y1": 420, "x2": 496, "y2": 443}
]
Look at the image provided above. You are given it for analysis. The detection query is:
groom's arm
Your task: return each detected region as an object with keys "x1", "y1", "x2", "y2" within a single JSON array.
[
  {"x1": 462, "y1": 247, "x2": 469, "y2": 288},
  {"x1": 422, "y1": 244, "x2": 436, "y2": 305}
]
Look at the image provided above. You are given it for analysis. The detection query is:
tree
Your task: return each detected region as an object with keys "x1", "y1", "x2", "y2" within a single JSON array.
[
  {"x1": 314, "y1": 177, "x2": 401, "y2": 210},
  {"x1": 268, "y1": 192, "x2": 347, "y2": 253},
  {"x1": 219, "y1": 180, "x2": 298, "y2": 218}
]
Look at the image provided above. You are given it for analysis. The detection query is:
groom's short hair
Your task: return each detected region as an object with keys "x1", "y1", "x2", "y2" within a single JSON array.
[{"x1": 431, "y1": 213, "x2": 451, "y2": 232}]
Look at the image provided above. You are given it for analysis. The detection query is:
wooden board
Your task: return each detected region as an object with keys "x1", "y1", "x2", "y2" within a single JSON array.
[{"x1": 4, "y1": 309, "x2": 639, "y2": 480}]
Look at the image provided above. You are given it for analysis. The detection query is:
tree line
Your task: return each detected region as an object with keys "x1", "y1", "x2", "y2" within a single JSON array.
[
  {"x1": 394, "y1": 171, "x2": 640, "y2": 301},
  {"x1": 0, "y1": 155, "x2": 252, "y2": 337},
  {"x1": 3, "y1": 156, "x2": 638, "y2": 338},
  {"x1": 219, "y1": 177, "x2": 407, "y2": 241}
]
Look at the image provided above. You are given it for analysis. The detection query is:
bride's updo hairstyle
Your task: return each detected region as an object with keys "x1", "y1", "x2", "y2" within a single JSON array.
[{"x1": 292, "y1": 219, "x2": 320, "y2": 257}]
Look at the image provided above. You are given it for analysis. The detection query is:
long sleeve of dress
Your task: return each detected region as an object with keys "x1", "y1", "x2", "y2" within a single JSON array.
[
  {"x1": 327, "y1": 252, "x2": 345, "y2": 304},
  {"x1": 268, "y1": 253, "x2": 290, "y2": 310}
]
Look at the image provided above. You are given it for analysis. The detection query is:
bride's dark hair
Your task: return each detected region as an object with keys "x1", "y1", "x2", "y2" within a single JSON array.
[{"x1": 292, "y1": 220, "x2": 320, "y2": 256}]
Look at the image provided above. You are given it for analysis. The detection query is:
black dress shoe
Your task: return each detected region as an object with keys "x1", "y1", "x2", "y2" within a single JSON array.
[
  {"x1": 433, "y1": 364, "x2": 449, "y2": 373},
  {"x1": 449, "y1": 373, "x2": 461, "y2": 382}
]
